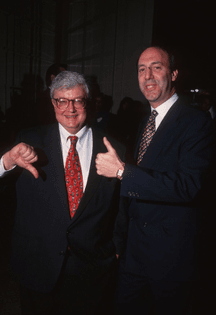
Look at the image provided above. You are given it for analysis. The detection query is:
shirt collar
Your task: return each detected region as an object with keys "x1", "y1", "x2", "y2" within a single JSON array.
[
  {"x1": 151, "y1": 93, "x2": 178, "y2": 119},
  {"x1": 58, "y1": 123, "x2": 88, "y2": 145}
]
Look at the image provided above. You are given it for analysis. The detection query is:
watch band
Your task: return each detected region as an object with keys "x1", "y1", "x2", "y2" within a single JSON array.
[{"x1": 116, "y1": 163, "x2": 125, "y2": 180}]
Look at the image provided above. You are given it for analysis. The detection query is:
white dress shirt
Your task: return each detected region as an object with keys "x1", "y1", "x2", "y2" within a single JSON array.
[
  {"x1": 59, "y1": 124, "x2": 93, "y2": 192},
  {"x1": 153, "y1": 93, "x2": 178, "y2": 130}
]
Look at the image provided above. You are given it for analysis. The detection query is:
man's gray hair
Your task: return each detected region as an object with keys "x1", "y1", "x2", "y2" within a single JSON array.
[{"x1": 50, "y1": 71, "x2": 89, "y2": 98}]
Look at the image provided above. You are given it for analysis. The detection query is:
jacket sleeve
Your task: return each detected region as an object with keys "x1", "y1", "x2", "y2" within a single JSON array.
[
  {"x1": 113, "y1": 196, "x2": 130, "y2": 255},
  {"x1": 120, "y1": 114, "x2": 215, "y2": 204}
]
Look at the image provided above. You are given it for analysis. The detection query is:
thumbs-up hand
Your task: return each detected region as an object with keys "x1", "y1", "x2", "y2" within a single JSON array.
[
  {"x1": 95, "y1": 137, "x2": 124, "y2": 178},
  {"x1": 3, "y1": 142, "x2": 39, "y2": 179}
]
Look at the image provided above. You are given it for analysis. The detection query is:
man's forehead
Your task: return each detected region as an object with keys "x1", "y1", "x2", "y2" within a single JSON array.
[
  {"x1": 54, "y1": 85, "x2": 86, "y2": 96},
  {"x1": 138, "y1": 47, "x2": 169, "y2": 66}
]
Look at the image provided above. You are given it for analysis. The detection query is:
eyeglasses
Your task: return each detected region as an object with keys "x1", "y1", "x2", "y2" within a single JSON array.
[{"x1": 53, "y1": 98, "x2": 86, "y2": 110}]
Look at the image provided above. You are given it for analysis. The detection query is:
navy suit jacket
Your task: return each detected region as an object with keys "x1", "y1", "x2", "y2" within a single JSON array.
[
  {"x1": 118, "y1": 98, "x2": 215, "y2": 281},
  {"x1": 3, "y1": 123, "x2": 125, "y2": 292}
]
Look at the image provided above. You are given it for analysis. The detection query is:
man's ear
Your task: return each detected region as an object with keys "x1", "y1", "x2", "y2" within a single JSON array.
[
  {"x1": 50, "y1": 74, "x2": 55, "y2": 82},
  {"x1": 171, "y1": 69, "x2": 178, "y2": 82},
  {"x1": 51, "y1": 98, "x2": 55, "y2": 107}
]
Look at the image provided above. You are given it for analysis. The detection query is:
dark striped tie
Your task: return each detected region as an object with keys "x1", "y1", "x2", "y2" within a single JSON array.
[{"x1": 137, "y1": 110, "x2": 158, "y2": 165}]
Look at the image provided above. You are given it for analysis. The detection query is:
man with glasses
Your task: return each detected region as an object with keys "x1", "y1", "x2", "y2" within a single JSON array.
[{"x1": 0, "y1": 71, "x2": 125, "y2": 315}]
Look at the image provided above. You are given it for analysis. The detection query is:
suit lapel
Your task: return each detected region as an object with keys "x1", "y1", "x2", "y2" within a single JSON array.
[
  {"x1": 37, "y1": 125, "x2": 106, "y2": 222},
  {"x1": 42, "y1": 124, "x2": 69, "y2": 212},
  {"x1": 138, "y1": 99, "x2": 184, "y2": 168}
]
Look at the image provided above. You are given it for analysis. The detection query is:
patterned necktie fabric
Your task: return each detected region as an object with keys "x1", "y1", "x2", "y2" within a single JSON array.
[
  {"x1": 65, "y1": 136, "x2": 83, "y2": 218},
  {"x1": 137, "y1": 110, "x2": 158, "y2": 165}
]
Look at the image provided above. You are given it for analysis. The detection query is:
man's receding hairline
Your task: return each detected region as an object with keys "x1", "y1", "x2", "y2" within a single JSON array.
[{"x1": 138, "y1": 47, "x2": 172, "y2": 70}]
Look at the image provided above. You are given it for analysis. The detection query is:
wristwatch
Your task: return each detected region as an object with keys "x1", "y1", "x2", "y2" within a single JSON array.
[{"x1": 116, "y1": 163, "x2": 125, "y2": 180}]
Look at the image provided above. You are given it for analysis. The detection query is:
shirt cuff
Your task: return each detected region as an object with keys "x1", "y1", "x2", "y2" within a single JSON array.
[{"x1": 0, "y1": 155, "x2": 16, "y2": 177}]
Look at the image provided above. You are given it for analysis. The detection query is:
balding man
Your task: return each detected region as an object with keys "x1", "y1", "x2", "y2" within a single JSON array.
[{"x1": 96, "y1": 46, "x2": 215, "y2": 314}]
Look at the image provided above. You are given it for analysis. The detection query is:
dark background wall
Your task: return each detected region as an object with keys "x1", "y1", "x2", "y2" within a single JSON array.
[
  {"x1": 0, "y1": 0, "x2": 215, "y2": 120},
  {"x1": 0, "y1": 0, "x2": 154, "y2": 120},
  {"x1": 153, "y1": 0, "x2": 215, "y2": 92}
]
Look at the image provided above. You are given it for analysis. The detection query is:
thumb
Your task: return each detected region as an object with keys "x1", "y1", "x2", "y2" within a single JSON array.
[
  {"x1": 103, "y1": 137, "x2": 115, "y2": 153},
  {"x1": 25, "y1": 164, "x2": 39, "y2": 179}
]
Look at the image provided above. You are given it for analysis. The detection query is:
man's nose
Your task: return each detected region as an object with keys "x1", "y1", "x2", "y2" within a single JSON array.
[
  {"x1": 145, "y1": 67, "x2": 153, "y2": 80},
  {"x1": 67, "y1": 101, "x2": 76, "y2": 111}
]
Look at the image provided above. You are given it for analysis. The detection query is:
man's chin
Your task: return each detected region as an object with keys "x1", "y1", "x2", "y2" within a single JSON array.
[{"x1": 144, "y1": 94, "x2": 158, "y2": 102}]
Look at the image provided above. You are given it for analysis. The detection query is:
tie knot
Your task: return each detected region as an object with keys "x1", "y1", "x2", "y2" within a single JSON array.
[
  {"x1": 68, "y1": 136, "x2": 78, "y2": 146},
  {"x1": 152, "y1": 110, "x2": 158, "y2": 118}
]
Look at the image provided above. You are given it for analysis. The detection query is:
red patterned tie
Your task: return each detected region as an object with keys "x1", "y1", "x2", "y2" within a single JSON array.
[
  {"x1": 137, "y1": 110, "x2": 158, "y2": 165},
  {"x1": 65, "y1": 136, "x2": 83, "y2": 218}
]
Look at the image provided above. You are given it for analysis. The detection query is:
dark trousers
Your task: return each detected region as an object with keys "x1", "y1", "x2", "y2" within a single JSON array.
[
  {"x1": 20, "y1": 254, "x2": 117, "y2": 315},
  {"x1": 20, "y1": 285, "x2": 56, "y2": 315},
  {"x1": 114, "y1": 263, "x2": 197, "y2": 315}
]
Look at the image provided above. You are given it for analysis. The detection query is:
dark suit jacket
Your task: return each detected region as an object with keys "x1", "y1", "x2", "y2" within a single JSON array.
[
  {"x1": 3, "y1": 124, "x2": 125, "y2": 292},
  {"x1": 118, "y1": 98, "x2": 215, "y2": 281}
]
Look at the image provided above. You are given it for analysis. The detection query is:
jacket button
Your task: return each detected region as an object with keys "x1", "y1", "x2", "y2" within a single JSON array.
[
  {"x1": 143, "y1": 222, "x2": 147, "y2": 228},
  {"x1": 59, "y1": 251, "x2": 65, "y2": 256}
]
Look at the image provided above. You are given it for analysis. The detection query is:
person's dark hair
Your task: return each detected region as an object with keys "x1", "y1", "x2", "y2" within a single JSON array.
[
  {"x1": 45, "y1": 63, "x2": 67, "y2": 87},
  {"x1": 156, "y1": 46, "x2": 178, "y2": 73},
  {"x1": 117, "y1": 97, "x2": 134, "y2": 115}
]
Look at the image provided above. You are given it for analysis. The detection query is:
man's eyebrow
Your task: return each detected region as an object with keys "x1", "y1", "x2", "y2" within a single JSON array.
[{"x1": 138, "y1": 61, "x2": 162, "y2": 68}]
